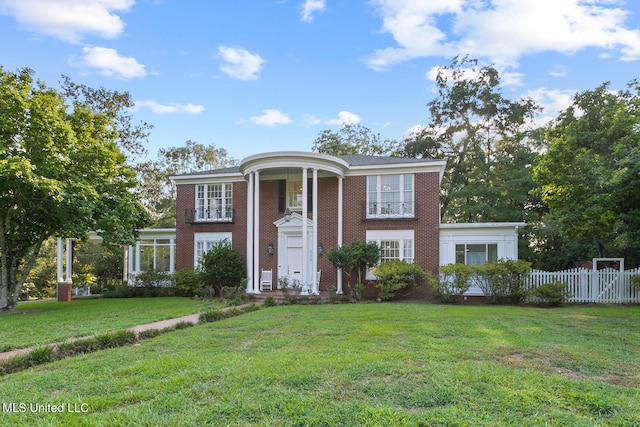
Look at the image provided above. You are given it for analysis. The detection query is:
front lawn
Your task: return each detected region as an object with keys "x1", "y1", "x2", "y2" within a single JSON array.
[
  {"x1": 1, "y1": 304, "x2": 639, "y2": 426},
  {"x1": 0, "y1": 298, "x2": 224, "y2": 352}
]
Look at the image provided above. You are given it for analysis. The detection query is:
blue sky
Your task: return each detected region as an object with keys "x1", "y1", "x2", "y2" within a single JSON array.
[{"x1": 1, "y1": 0, "x2": 639, "y2": 162}]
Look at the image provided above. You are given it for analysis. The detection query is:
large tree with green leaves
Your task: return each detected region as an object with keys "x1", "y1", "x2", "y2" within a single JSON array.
[
  {"x1": 312, "y1": 123, "x2": 396, "y2": 156},
  {"x1": 533, "y1": 81, "x2": 640, "y2": 264},
  {"x1": 0, "y1": 67, "x2": 150, "y2": 310},
  {"x1": 136, "y1": 140, "x2": 238, "y2": 227},
  {"x1": 398, "y1": 56, "x2": 543, "y2": 223}
]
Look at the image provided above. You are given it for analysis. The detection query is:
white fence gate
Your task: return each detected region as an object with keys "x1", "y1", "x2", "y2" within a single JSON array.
[{"x1": 526, "y1": 267, "x2": 640, "y2": 304}]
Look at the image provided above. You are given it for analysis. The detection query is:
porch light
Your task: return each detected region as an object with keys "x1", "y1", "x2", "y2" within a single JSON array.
[
  {"x1": 267, "y1": 243, "x2": 274, "y2": 255},
  {"x1": 283, "y1": 207, "x2": 292, "y2": 222},
  {"x1": 317, "y1": 243, "x2": 324, "y2": 255}
]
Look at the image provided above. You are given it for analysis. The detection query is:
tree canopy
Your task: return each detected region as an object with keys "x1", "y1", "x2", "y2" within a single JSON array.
[
  {"x1": 312, "y1": 123, "x2": 396, "y2": 156},
  {"x1": 533, "y1": 81, "x2": 640, "y2": 263},
  {"x1": 0, "y1": 67, "x2": 150, "y2": 309},
  {"x1": 398, "y1": 56, "x2": 543, "y2": 224}
]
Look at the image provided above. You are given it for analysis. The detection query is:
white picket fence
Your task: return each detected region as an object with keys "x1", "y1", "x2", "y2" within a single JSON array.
[
  {"x1": 463, "y1": 267, "x2": 640, "y2": 303},
  {"x1": 526, "y1": 267, "x2": 640, "y2": 304}
]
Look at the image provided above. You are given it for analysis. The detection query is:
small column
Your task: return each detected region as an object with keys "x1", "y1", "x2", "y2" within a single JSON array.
[
  {"x1": 312, "y1": 168, "x2": 318, "y2": 294},
  {"x1": 301, "y1": 167, "x2": 308, "y2": 291},
  {"x1": 122, "y1": 245, "x2": 129, "y2": 286},
  {"x1": 65, "y1": 238, "x2": 73, "y2": 283},
  {"x1": 57, "y1": 237, "x2": 64, "y2": 283},
  {"x1": 337, "y1": 176, "x2": 344, "y2": 294},
  {"x1": 253, "y1": 170, "x2": 261, "y2": 293},
  {"x1": 246, "y1": 172, "x2": 254, "y2": 292}
]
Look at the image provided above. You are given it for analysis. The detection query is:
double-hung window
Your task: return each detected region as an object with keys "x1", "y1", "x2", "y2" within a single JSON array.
[
  {"x1": 367, "y1": 174, "x2": 414, "y2": 218},
  {"x1": 366, "y1": 230, "x2": 415, "y2": 264},
  {"x1": 195, "y1": 183, "x2": 232, "y2": 222}
]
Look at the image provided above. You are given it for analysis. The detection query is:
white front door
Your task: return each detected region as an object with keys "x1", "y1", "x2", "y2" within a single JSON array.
[{"x1": 286, "y1": 236, "x2": 303, "y2": 285}]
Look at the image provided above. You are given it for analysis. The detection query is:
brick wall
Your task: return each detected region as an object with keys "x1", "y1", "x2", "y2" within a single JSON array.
[{"x1": 175, "y1": 170, "x2": 440, "y2": 299}]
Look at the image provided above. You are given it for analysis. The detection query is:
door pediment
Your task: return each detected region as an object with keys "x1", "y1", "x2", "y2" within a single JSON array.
[{"x1": 273, "y1": 212, "x2": 312, "y2": 229}]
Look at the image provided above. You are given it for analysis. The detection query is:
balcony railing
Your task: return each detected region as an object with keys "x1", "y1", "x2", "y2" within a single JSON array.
[
  {"x1": 362, "y1": 201, "x2": 416, "y2": 220},
  {"x1": 184, "y1": 207, "x2": 234, "y2": 224}
]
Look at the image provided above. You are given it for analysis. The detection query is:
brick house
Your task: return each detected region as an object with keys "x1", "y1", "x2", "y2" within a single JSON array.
[{"x1": 55, "y1": 151, "x2": 523, "y2": 300}]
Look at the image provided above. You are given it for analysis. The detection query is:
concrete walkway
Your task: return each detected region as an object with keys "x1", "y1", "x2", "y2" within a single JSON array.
[{"x1": 0, "y1": 305, "x2": 246, "y2": 362}]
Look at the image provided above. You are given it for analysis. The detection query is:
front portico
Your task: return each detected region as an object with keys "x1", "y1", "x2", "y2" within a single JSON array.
[{"x1": 240, "y1": 152, "x2": 348, "y2": 295}]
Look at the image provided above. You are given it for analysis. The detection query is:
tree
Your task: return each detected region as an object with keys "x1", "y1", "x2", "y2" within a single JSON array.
[
  {"x1": 312, "y1": 123, "x2": 396, "y2": 156},
  {"x1": 326, "y1": 240, "x2": 380, "y2": 299},
  {"x1": 533, "y1": 81, "x2": 640, "y2": 264},
  {"x1": 137, "y1": 140, "x2": 238, "y2": 227},
  {"x1": 398, "y1": 56, "x2": 542, "y2": 223},
  {"x1": 0, "y1": 67, "x2": 150, "y2": 310}
]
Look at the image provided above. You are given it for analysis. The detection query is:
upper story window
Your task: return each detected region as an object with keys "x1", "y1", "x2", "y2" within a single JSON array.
[
  {"x1": 195, "y1": 183, "x2": 233, "y2": 222},
  {"x1": 287, "y1": 179, "x2": 303, "y2": 211},
  {"x1": 456, "y1": 243, "x2": 497, "y2": 266},
  {"x1": 367, "y1": 174, "x2": 414, "y2": 219}
]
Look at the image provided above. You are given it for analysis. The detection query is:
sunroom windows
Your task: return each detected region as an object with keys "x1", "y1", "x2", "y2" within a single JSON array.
[
  {"x1": 367, "y1": 174, "x2": 414, "y2": 218},
  {"x1": 195, "y1": 183, "x2": 233, "y2": 222},
  {"x1": 455, "y1": 243, "x2": 498, "y2": 266}
]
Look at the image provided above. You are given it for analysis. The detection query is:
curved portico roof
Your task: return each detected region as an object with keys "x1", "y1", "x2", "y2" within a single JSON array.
[{"x1": 239, "y1": 151, "x2": 350, "y2": 178}]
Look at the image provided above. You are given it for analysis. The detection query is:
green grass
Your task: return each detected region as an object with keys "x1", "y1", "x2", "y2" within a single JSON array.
[
  {"x1": 0, "y1": 298, "x2": 223, "y2": 351},
  {"x1": 1, "y1": 304, "x2": 639, "y2": 426}
]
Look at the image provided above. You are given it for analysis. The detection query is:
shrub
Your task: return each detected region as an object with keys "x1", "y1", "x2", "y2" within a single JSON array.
[
  {"x1": 132, "y1": 269, "x2": 174, "y2": 289},
  {"x1": 474, "y1": 259, "x2": 532, "y2": 304},
  {"x1": 263, "y1": 295, "x2": 277, "y2": 307},
  {"x1": 326, "y1": 241, "x2": 380, "y2": 300},
  {"x1": 173, "y1": 268, "x2": 205, "y2": 297},
  {"x1": 429, "y1": 263, "x2": 475, "y2": 303},
  {"x1": 199, "y1": 240, "x2": 245, "y2": 296},
  {"x1": 101, "y1": 285, "x2": 137, "y2": 298},
  {"x1": 631, "y1": 275, "x2": 640, "y2": 291},
  {"x1": 373, "y1": 260, "x2": 426, "y2": 301},
  {"x1": 531, "y1": 280, "x2": 570, "y2": 306}
]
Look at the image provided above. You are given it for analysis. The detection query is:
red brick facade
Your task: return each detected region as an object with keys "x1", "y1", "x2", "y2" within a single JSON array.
[{"x1": 174, "y1": 154, "x2": 443, "y2": 299}]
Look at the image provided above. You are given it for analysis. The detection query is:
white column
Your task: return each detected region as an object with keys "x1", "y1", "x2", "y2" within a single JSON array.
[
  {"x1": 122, "y1": 246, "x2": 129, "y2": 285},
  {"x1": 253, "y1": 170, "x2": 261, "y2": 293},
  {"x1": 65, "y1": 238, "x2": 73, "y2": 283},
  {"x1": 57, "y1": 237, "x2": 64, "y2": 283},
  {"x1": 246, "y1": 172, "x2": 254, "y2": 292},
  {"x1": 337, "y1": 176, "x2": 344, "y2": 294},
  {"x1": 312, "y1": 168, "x2": 318, "y2": 294},
  {"x1": 169, "y1": 238, "x2": 175, "y2": 274},
  {"x1": 301, "y1": 167, "x2": 308, "y2": 291},
  {"x1": 135, "y1": 241, "x2": 141, "y2": 273}
]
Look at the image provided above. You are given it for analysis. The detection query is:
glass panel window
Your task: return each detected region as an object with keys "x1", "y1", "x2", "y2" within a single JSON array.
[
  {"x1": 194, "y1": 232, "x2": 232, "y2": 267},
  {"x1": 194, "y1": 183, "x2": 233, "y2": 221},
  {"x1": 455, "y1": 243, "x2": 498, "y2": 265},
  {"x1": 366, "y1": 175, "x2": 414, "y2": 218},
  {"x1": 287, "y1": 180, "x2": 303, "y2": 211}
]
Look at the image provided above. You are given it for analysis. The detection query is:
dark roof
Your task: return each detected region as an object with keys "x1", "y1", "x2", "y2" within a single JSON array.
[
  {"x1": 173, "y1": 153, "x2": 439, "y2": 177},
  {"x1": 336, "y1": 154, "x2": 439, "y2": 166}
]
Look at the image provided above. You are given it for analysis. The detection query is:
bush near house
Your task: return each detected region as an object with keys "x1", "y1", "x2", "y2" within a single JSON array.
[
  {"x1": 428, "y1": 263, "x2": 475, "y2": 303},
  {"x1": 474, "y1": 259, "x2": 532, "y2": 304},
  {"x1": 374, "y1": 260, "x2": 426, "y2": 301},
  {"x1": 631, "y1": 275, "x2": 640, "y2": 290},
  {"x1": 198, "y1": 240, "x2": 245, "y2": 297}
]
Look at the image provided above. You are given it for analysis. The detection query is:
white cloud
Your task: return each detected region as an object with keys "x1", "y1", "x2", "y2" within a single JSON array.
[
  {"x1": 0, "y1": 0, "x2": 133, "y2": 43},
  {"x1": 250, "y1": 109, "x2": 292, "y2": 126},
  {"x1": 135, "y1": 100, "x2": 205, "y2": 114},
  {"x1": 548, "y1": 65, "x2": 568, "y2": 78},
  {"x1": 523, "y1": 87, "x2": 577, "y2": 126},
  {"x1": 326, "y1": 110, "x2": 361, "y2": 125},
  {"x1": 366, "y1": 0, "x2": 640, "y2": 71},
  {"x1": 300, "y1": 0, "x2": 325, "y2": 23},
  {"x1": 77, "y1": 46, "x2": 146, "y2": 79},
  {"x1": 218, "y1": 45, "x2": 266, "y2": 80}
]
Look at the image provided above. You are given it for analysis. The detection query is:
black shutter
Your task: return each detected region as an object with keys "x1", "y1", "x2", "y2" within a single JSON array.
[{"x1": 278, "y1": 180, "x2": 286, "y2": 214}]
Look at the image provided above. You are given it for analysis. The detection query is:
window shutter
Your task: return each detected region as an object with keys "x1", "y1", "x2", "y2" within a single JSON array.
[{"x1": 278, "y1": 180, "x2": 286, "y2": 214}]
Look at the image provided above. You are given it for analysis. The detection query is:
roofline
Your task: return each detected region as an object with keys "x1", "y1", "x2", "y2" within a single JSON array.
[
  {"x1": 439, "y1": 222, "x2": 526, "y2": 229},
  {"x1": 239, "y1": 151, "x2": 350, "y2": 177}
]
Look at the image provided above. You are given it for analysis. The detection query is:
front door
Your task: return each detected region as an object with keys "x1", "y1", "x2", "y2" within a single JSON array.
[{"x1": 286, "y1": 236, "x2": 303, "y2": 285}]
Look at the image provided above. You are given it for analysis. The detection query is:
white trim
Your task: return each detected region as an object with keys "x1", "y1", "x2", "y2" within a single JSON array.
[
  {"x1": 170, "y1": 173, "x2": 244, "y2": 184},
  {"x1": 239, "y1": 151, "x2": 349, "y2": 177},
  {"x1": 246, "y1": 172, "x2": 254, "y2": 292}
]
